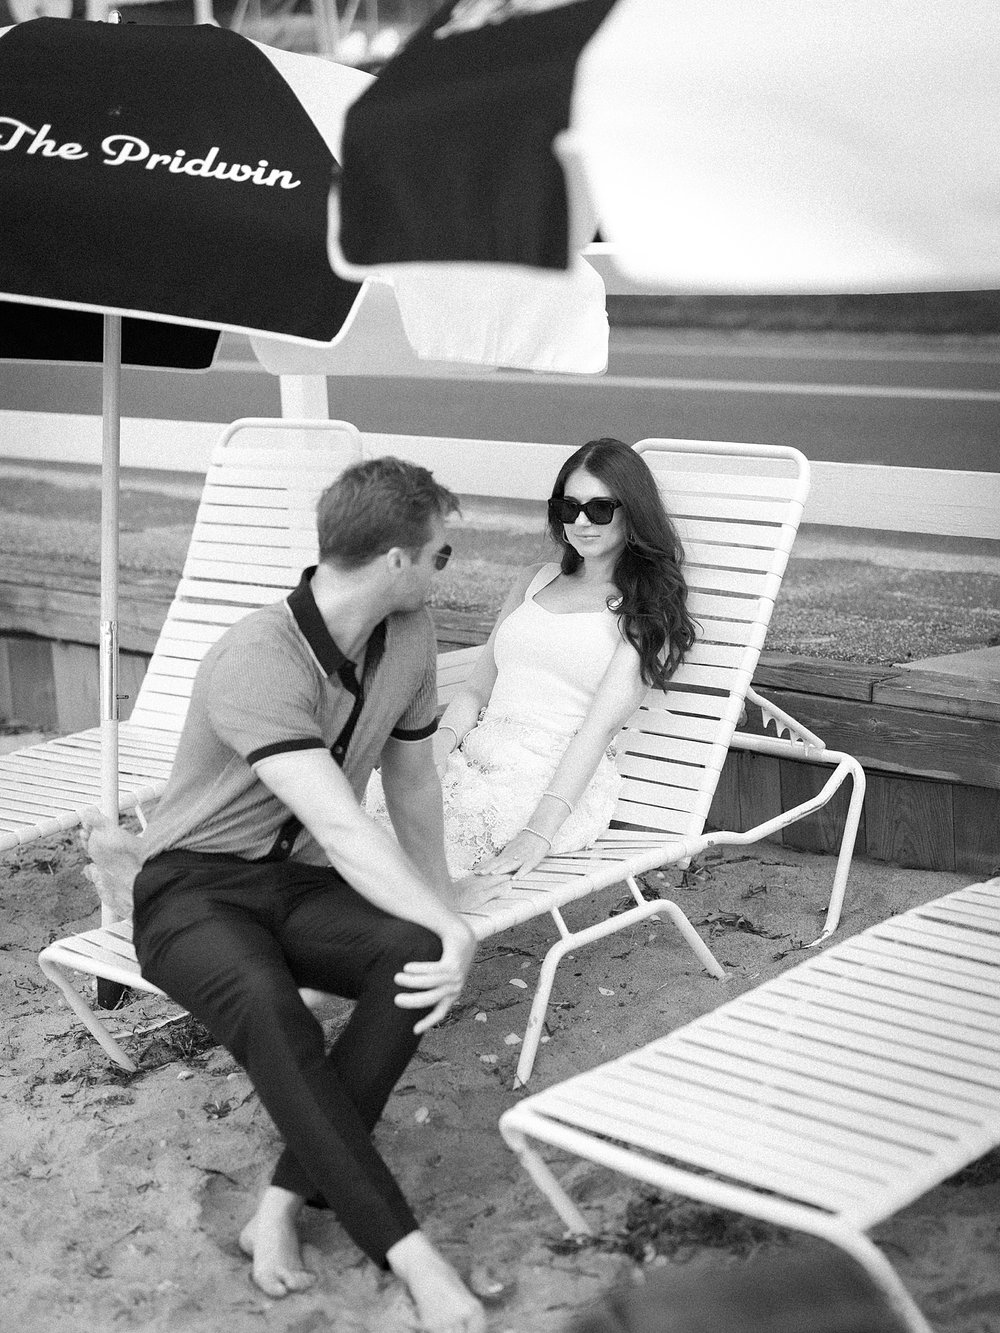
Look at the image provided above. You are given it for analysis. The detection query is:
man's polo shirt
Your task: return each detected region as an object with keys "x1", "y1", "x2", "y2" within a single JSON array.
[{"x1": 140, "y1": 568, "x2": 438, "y2": 865}]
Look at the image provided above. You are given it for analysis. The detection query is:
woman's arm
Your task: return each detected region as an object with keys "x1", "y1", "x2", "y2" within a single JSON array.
[
  {"x1": 433, "y1": 564, "x2": 542, "y2": 773},
  {"x1": 475, "y1": 638, "x2": 648, "y2": 878}
]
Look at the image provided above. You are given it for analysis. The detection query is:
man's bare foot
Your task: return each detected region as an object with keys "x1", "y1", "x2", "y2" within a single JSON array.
[
  {"x1": 386, "y1": 1231, "x2": 486, "y2": 1333},
  {"x1": 78, "y1": 808, "x2": 144, "y2": 920},
  {"x1": 238, "y1": 1186, "x2": 316, "y2": 1298}
]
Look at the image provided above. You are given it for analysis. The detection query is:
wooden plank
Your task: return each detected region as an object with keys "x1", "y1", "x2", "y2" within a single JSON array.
[
  {"x1": 429, "y1": 607, "x2": 495, "y2": 647},
  {"x1": 864, "y1": 773, "x2": 955, "y2": 871},
  {"x1": 51, "y1": 641, "x2": 98, "y2": 733},
  {"x1": 733, "y1": 750, "x2": 783, "y2": 838},
  {"x1": 873, "y1": 669, "x2": 1000, "y2": 723},
  {"x1": 6, "y1": 637, "x2": 57, "y2": 731},
  {"x1": 0, "y1": 640, "x2": 12, "y2": 721},
  {"x1": 706, "y1": 750, "x2": 742, "y2": 831},
  {"x1": 752, "y1": 653, "x2": 886, "y2": 702},
  {"x1": 758, "y1": 689, "x2": 1000, "y2": 789},
  {"x1": 952, "y1": 785, "x2": 1000, "y2": 877}
]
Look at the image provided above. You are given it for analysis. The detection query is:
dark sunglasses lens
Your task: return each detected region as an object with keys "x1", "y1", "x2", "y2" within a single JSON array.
[
  {"x1": 585, "y1": 500, "x2": 617, "y2": 524},
  {"x1": 549, "y1": 497, "x2": 579, "y2": 524},
  {"x1": 434, "y1": 544, "x2": 452, "y2": 571}
]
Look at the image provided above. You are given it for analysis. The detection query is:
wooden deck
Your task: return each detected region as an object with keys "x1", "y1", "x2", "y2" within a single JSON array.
[
  {"x1": 0, "y1": 566, "x2": 996, "y2": 877},
  {"x1": 710, "y1": 654, "x2": 1000, "y2": 878}
]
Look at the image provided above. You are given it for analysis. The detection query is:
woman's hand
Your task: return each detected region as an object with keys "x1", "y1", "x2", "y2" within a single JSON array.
[
  {"x1": 474, "y1": 828, "x2": 551, "y2": 880},
  {"x1": 432, "y1": 726, "x2": 459, "y2": 777}
]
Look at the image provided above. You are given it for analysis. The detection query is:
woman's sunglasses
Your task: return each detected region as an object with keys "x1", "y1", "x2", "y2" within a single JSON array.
[
  {"x1": 548, "y1": 496, "x2": 622, "y2": 526},
  {"x1": 433, "y1": 544, "x2": 452, "y2": 571}
]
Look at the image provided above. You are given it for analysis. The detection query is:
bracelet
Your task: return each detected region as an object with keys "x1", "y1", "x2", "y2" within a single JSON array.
[
  {"x1": 436, "y1": 724, "x2": 460, "y2": 751},
  {"x1": 522, "y1": 826, "x2": 552, "y2": 849},
  {"x1": 542, "y1": 790, "x2": 574, "y2": 816}
]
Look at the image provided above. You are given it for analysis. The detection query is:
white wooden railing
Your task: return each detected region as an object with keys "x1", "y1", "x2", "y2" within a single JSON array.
[{"x1": 1, "y1": 413, "x2": 998, "y2": 541}]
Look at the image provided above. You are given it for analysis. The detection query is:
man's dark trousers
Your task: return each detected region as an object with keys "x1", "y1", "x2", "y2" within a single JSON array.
[{"x1": 132, "y1": 849, "x2": 441, "y2": 1265}]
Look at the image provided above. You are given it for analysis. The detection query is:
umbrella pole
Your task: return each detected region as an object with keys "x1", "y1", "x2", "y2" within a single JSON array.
[{"x1": 97, "y1": 313, "x2": 125, "y2": 1009}]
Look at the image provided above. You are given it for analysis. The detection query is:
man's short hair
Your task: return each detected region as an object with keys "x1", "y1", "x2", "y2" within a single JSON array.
[{"x1": 316, "y1": 456, "x2": 460, "y2": 569}]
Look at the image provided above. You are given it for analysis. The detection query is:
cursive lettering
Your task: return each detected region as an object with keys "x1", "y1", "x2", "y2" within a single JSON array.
[
  {"x1": 101, "y1": 134, "x2": 300, "y2": 188},
  {"x1": 0, "y1": 117, "x2": 87, "y2": 160}
]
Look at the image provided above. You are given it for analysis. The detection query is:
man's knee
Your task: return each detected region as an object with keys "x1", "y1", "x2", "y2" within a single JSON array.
[{"x1": 374, "y1": 918, "x2": 441, "y2": 973}]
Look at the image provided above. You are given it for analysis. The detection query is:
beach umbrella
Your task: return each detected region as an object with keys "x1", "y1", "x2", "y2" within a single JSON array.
[
  {"x1": 336, "y1": 0, "x2": 1000, "y2": 294},
  {"x1": 0, "y1": 16, "x2": 372, "y2": 826},
  {"x1": 0, "y1": 14, "x2": 611, "y2": 833}
]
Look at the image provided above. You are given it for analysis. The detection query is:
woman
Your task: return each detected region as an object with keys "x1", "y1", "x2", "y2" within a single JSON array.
[{"x1": 369, "y1": 437, "x2": 697, "y2": 880}]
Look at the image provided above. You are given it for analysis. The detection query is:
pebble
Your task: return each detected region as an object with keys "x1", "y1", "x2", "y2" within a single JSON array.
[
  {"x1": 176, "y1": 1070, "x2": 194, "y2": 1081},
  {"x1": 479, "y1": 1054, "x2": 497, "y2": 1064},
  {"x1": 474, "y1": 1012, "x2": 488, "y2": 1022},
  {"x1": 414, "y1": 1106, "x2": 430, "y2": 1124},
  {"x1": 598, "y1": 987, "x2": 615, "y2": 996},
  {"x1": 508, "y1": 978, "x2": 528, "y2": 989},
  {"x1": 504, "y1": 1033, "x2": 522, "y2": 1046}
]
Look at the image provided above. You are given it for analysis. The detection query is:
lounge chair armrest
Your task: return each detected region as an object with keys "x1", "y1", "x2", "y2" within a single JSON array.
[{"x1": 743, "y1": 686, "x2": 826, "y2": 754}]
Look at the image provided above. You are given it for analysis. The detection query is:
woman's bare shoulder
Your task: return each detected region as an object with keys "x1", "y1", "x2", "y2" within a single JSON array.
[
  {"x1": 510, "y1": 561, "x2": 558, "y2": 594},
  {"x1": 491, "y1": 562, "x2": 559, "y2": 626}
]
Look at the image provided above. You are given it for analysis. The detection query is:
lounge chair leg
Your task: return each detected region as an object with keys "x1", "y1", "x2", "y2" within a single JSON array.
[
  {"x1": 37, "y1": 956, "x2": 137, "y2": 1071},
  {"x1": 807, "y1": 755, "x2": 867, "y2": 946},
  {"x1": 641, "y1": 889, "x2": 726, "y2": 980},
  {"x1": 499, "y1": 1122, "x2": 592, "y2": 1237},
  {"x1": 816, "y1": 1222, "x2": 935, "y2": 1333},
  {"x1": 514, "y1": 891, "x2": 725, "y2": 1087},
  {"x1": 516, "y1": 934, "x2": 573, "y2": 1088}
]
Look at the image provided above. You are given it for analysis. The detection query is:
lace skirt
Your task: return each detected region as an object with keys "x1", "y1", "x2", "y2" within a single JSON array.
[{"x1": 365, "y1": 714, "x2": 622, "y2": 878}]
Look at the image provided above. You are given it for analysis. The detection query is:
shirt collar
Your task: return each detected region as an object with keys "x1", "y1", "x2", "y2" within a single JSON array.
[
  {"x1": 286, "y1": 567, "x2": 350, "y2": 678},
  {"x1": 286, "y1": 567, "x2": 389, "y2": 684}
]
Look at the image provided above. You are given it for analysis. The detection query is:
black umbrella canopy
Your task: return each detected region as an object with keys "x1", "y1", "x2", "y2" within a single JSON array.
[
  {"x1": 337, "y1": 0, "x2": 618, "y2": 271},
  {"x1": 0, "y1": 18, "x2": 374, "y2": 847},
  {"x1": 0, "y1": 17, "x2": 363, "y2": 344},
  {"x1": 0, "y1": 303, "x2": 220, "y2": 368}
]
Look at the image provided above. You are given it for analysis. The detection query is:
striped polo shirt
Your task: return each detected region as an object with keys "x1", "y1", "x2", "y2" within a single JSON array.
[{"x1": 140, "y1": 567, "x2": 438, "y2": 865}]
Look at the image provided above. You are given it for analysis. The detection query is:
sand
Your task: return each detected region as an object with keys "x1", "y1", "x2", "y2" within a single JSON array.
[{"x1": 2, "y1": 833, "x2": 998, "y2": 1333}]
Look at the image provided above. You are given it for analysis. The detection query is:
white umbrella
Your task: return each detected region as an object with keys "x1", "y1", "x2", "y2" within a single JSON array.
[
  {"x1": 334, "y1": 0, "x2": 1000, "y2": 294},
  {"x1": 566, "y1": 0, "x2": 1000, "y2": 292}
]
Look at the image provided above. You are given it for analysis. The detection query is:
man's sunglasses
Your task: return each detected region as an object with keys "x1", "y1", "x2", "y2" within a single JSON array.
[
  {"x1": 548, "y1": 496, "x2": 622, "y2": 526},
  {"x1": 433, "y1": 544, "x2": 452, "y2": 571}
]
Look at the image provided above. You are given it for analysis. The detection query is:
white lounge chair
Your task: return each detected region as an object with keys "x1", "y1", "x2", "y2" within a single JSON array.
[
  {"x1": 1, "y1": 418, "x2": 362, "y2": 854},
  {"x1": 499, "y1": 876, "x2": 1000, "y2": 1333},
  {"x1": 40, "y1": 438, "x2": 865, "y2": 1083},
  {"x1": 450, "y1": 438, "x2": 864, "y2": 1083}
]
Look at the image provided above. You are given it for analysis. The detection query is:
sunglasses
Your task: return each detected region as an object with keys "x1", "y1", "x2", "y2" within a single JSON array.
[
  {"x1": 433, "y1": 544, "x2": 452, "y2": 571},
  {"x1": 548, "y1": 496, "x2": 622, "y2": 526}
]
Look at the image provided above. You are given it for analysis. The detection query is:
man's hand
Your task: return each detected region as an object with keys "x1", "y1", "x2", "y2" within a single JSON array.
[
  {"x1": 473, "y1": 828, "x2": 550, "y2": 880},
  {"x1": 393, "y1": 920, "x2": 477, "y2": 1034}
]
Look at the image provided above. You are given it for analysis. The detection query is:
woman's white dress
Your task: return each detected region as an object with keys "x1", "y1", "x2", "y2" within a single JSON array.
[{"x1": 367, "y1": 563, "x2": 626, "y2": 877}]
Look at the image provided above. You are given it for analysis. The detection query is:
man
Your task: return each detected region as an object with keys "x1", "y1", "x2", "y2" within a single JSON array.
[{"x1": 95, "y1": 458, "x2": 487, "y2": 1333}]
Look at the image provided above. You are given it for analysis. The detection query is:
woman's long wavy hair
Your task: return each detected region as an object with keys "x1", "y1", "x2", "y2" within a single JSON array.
[{"x1": 547, "y1": 438, "x2": 697, "y2": 689}]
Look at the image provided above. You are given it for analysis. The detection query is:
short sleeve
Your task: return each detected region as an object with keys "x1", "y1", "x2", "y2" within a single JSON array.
[
  {"x1": 390, "y1": 615, "x2": 439, "y2": 742},
  {"x1": 203, "y1": 639, "x2": 326, "y2": 765}
]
